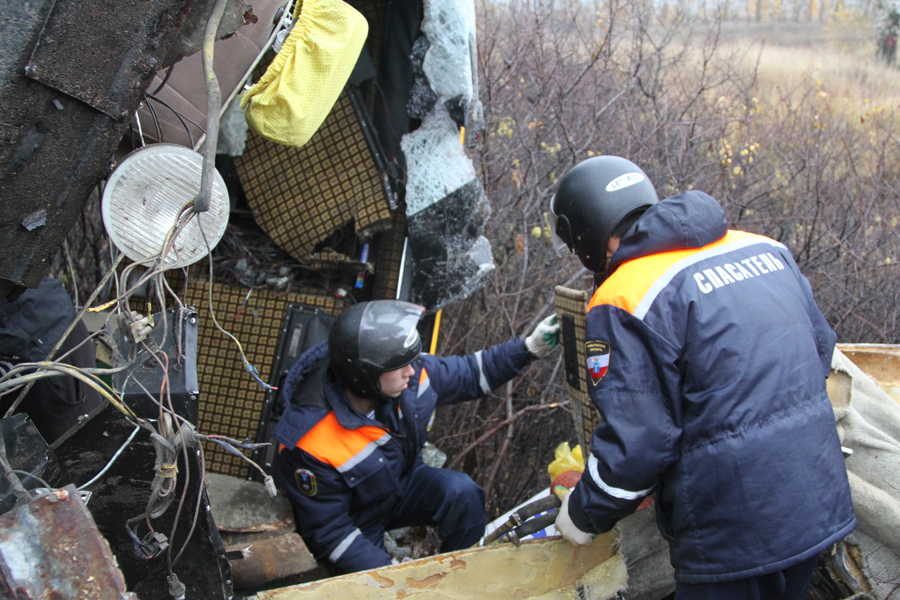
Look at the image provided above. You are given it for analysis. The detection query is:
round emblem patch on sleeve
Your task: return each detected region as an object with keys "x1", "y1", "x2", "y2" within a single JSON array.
[
  {"x1": 295, "y1": 468, "x2": 317, "y2": 497},
  {"x1": 585, "y1": 341, "x2": 611, "y2": 386}
]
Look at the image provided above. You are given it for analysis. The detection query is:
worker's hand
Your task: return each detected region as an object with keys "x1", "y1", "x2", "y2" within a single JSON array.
[
  {"x1": 525, "y1": 314, "x2": 560, "y2": 358},
  {"x1": 554, "y1": 488, "x2": 594, "y2": 546}
]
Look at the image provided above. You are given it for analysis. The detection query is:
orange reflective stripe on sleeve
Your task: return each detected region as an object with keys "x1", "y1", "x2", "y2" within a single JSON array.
[
  {"x1": 589, "y1": 230, "x2": 776, "y2": 317},
  {"x1": 297, "y1": 412, "x2": 390, "y2": 473},
  {"x1": 417, "y1": 367, "x2": 431, "y2": 398}
]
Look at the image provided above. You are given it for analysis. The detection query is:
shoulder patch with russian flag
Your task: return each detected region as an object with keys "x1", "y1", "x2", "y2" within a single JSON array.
[{"x1": 586, "y1": 341, "x2": 611, "y2": 386}]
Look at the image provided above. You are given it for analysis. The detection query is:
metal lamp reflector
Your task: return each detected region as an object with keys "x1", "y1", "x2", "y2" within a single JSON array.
[{"x1": 102, "y1": 144, "x2": 229, "y2": 269}]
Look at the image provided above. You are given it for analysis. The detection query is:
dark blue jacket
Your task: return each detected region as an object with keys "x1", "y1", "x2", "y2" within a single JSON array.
[
  {"x1": 273, "y1": 338, "x2": 533, "y2": 573},
  {"x1": 568, "y1": 191, "x2": 855, "y2": 583}
]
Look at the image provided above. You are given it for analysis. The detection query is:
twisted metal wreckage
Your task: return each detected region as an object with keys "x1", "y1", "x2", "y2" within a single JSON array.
[
  {"x1": 0, "y1": 0, "x2": 498, "y2": 596},
  {"x1": 1, "y1": 0, "x2": 900, "y2": 599}
]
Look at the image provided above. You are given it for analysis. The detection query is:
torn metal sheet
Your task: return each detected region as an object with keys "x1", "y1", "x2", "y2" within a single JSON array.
[
  {"x1": 255, "y1": 533, "x2": 623, "y2": 600},
  {"x1": 0, "y1": 0, "x2": 191, "y2": 294},
  {"x1": 226, "y1": 532, "x2": 318, "y2": 590},
  {"x1": 841, "y1": 531, "x2": 898, "y2": 599},
  {"x1": 24, "y1": 0, "x2": 193, "y2": 119},
  {"x1": 0, "y1": 484, "x2": 137, "y2": 599},
  {"x1": 836, "y1": 343, "x2": 900, "y2": 402}
]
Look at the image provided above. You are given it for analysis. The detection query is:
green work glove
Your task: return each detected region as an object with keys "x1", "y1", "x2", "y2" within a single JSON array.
[{"x1": 525, "y1": 314, "x2": 560, "y2": 358}]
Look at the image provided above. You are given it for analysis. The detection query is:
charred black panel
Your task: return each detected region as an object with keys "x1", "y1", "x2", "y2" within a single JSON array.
[
  {"x1": 25, "y1": 0, "x2": 195, "y2": 119},
  {"x1": 0, "y1": 414, "x2": 61, "y2": 515},
  {"x1": 111, "y1": 308, "x2": 201, "y2": 424},
  {"x1": 57, "y1": 405, "x2": 232, "y2": 599},
  {"x1": 0, "y1": 0, "x2": 193, "y2": 295},
  {"x1": 251, "y1": 305, "x2": 335, "y2": 480}
]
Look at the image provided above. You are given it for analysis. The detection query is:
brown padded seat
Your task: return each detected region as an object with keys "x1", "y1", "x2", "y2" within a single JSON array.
[{"x1": 135, "y1": 0, "x2": 289, "y2": 148}]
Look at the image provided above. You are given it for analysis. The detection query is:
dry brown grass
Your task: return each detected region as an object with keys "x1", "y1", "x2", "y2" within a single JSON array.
[
  {"x1": 682, "y1": 16, "x2": 899, "y2": 109},
  {"x1": 722, "y1": 39, "x2": 900, "y2": 110}
]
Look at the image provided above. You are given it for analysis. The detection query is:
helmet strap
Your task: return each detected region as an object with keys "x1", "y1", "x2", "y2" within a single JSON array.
[{"x1": 555, "y1": 214, "x2": 575, "y2": 250}]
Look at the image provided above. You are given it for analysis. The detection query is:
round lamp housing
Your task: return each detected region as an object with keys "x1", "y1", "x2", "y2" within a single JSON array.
[{"x1": 101, "y1": 144, "x2": 229, "y2": 270}]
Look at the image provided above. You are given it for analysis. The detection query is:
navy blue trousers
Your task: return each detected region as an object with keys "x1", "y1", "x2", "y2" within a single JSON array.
[
  {"x1": 364, "y1": 463, "x2": 486, "y2": 553},
  {"x1": 674, "y1": 554, "x2": 819, "y2": 600}
]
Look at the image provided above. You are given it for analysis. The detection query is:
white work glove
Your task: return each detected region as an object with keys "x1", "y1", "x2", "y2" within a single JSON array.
[
  {"x1": 555, "y1": 488, "x2": 594, "y2": 546},
  {"x1": 525, "y1": 314, "x2": 560, "y2": 358}
]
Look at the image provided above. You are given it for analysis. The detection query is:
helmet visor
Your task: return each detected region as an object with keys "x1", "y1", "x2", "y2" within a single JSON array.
[
  {"x1": 548, "y1": 195, "x2": 572, "y2": 257},
  {"x1": 358, "y1": 301, "x2": 425, "y2": 369}
]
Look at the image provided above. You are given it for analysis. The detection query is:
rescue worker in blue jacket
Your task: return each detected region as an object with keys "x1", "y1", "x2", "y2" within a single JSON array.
[
  {"x1": 272, "y1": 300, "x2": 559, "y2": 574},
  {"x1": 548, "y1": 156, "x2": 855, "y2": 599}
]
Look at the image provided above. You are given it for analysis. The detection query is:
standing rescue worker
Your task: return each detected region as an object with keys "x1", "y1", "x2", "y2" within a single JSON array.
[
  {"x1": 548, "y1": 156, "x2": 855, "y2": 599},
  {"x1": 273, "y1": 300, "x2": 558, "y2": 574}
]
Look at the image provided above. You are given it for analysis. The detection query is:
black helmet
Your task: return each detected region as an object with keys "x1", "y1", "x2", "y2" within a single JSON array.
[
  {"x1": 550, "y1": 156, "x2": 659, "y2": 272},
  {"x1": 329, "y1": 300, "x2": 425, "y2": 399}
]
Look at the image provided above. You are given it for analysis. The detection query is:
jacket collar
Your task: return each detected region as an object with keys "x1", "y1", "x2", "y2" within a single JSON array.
[
  {"x1": 608, "y1": 191, "x2": 728, "y2": 275},
  {"x1": 324, "y1": 378, "x2": 381, "y2": 430}
]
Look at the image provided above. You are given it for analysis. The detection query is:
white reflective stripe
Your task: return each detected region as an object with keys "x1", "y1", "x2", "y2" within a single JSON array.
[
  {"x1": 474, "y1": 350, "x2": 491, "y2": 394},
  {"x1": 417, "y1": 374, "x2": 431, "y2": 398},
  {"x1": 586, "y1": 454, "x2": 654, "y2": 501},
  {"x1": 633, "y1": 237, "x2": 787, "y2": 320},
  {"x1": 329, "y1": 528, "x2": 362, "y2": 562},
  {"x1": 336, "y1": 433, "x2": 392, "y2": 473}
]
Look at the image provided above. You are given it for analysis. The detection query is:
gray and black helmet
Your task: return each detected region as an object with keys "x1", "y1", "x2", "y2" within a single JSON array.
[
  {"x1": 550, "y1": 156, "x2": 659, "y2": 273},
  {"x1": 328, "y1": 300, "x2": 425, "y2": 399}
]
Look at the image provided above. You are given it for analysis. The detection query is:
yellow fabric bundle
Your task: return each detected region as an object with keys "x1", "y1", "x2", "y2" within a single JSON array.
[
  {"x1": 548, "y1": 442, "x2": 585, "y2": 482},
  {"x1": 241, "y1": 0, "x2": 368, "y2": 147}
]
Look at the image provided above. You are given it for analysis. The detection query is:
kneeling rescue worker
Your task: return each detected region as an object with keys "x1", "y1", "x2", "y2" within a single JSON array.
[
  {"x1": 549, "y1": 156, "x2": 856, "y2": 600},
  {"x1": 273, "y1": 300, "x2": 559, "y2": 574}
]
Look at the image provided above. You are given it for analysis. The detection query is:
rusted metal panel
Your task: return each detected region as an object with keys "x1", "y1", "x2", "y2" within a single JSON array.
[
  {"x1": 0, "y1": 484, "x2": 137, "y2": 599},
  {"x1": 838, "y1": 344, "x2": 900, "y2": 391},
  {"x1": 25, "y1": 0, "x2": 195, "y2": 119},
  {"x1": 227, "y1": 532, "x2": 318, "y2": 590}
]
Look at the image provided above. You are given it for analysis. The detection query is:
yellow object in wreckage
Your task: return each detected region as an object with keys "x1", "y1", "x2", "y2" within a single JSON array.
[{"x1": 241, "y1": 0, "x2": 368, "y2": 148}]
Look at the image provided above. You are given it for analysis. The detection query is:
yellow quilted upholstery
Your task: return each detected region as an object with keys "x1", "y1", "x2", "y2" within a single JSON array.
[{"x1": 241, "y1": 0, "x2": 368, "y2": 147}]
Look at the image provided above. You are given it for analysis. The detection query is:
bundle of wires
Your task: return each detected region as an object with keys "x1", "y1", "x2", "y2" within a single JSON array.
[{"x1": 0, "y1": 105, "x2": 277, "y2": 600}]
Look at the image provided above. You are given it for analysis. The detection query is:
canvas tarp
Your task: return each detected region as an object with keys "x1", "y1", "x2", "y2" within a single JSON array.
[{"x1": 828, "y1": 347, "x2": 900, "y2": 598}]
